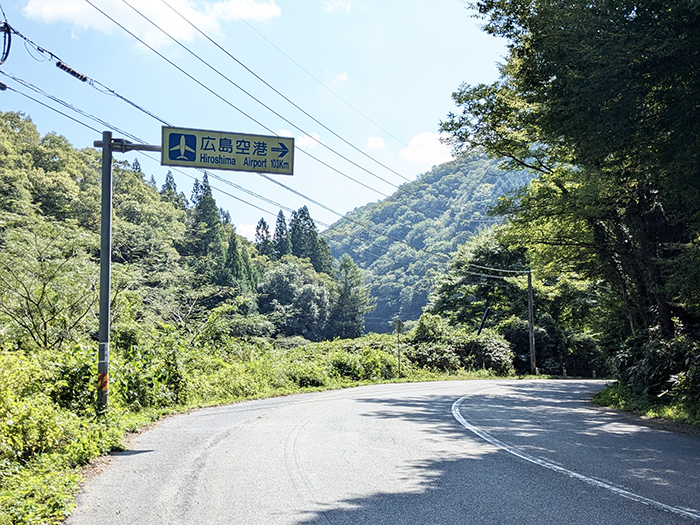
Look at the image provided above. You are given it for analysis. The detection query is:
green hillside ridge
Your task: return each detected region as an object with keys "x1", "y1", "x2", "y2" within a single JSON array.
[{"x1": 323, "y1": 155, "x2": 532, "y2": 332}]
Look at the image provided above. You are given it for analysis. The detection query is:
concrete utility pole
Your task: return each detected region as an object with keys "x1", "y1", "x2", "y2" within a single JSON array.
[{"x1": 94, "y1": 133, "x2": 161, "y2": 414}]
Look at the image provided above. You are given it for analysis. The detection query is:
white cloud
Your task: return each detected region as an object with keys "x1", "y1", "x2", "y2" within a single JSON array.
[
  {"x1": 237, "y1": 223, "x2": 256, "y2": 241},
  {"x1": 366, "y1": 136, "x2": 385, "y2": 150},
  {"x1": 23, "y1": 0, "x2": 281, "y2": 48},
  {"x1": 323, "y1": 1, "x2": 354, "y2": 14},
  {"x1": 334, "y1": 72, "x2": 348, "y2": 83},
  {"x1": 279, "y1": 129, "x2": 322, "y2": 148},
  {"x1": 296, "y1": 131, "x2": 323, "y2": 148},
  {"x1": 400, "y1": 132, "x2": 453, "y2": 167}
]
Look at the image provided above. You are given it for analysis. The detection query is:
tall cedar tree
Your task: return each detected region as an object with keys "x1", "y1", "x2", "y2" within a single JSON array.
[
  {"x1": 186, "y1": 174, "x2": 226, "y2": 279},
  {"x1": 160, "y1": 171, "x2": 188, "y2": 210},
  {"x1": 289, "y1": 206, "x2": 333, "y2": 275},
  {"x1": 273, "y1": 210, "x2": 292, "y2": 259},
  {"x1": 326, "y1": 254, "x2": 374, "y2": 339},
  {"x1": 254, "y1": 217, "x2": 274, "y2": 257}
]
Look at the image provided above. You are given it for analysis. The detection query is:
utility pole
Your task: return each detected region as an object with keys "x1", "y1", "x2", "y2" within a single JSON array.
[
  {"x1": 94, "y1": 133, "x2": 161, "y2": 414},
  {"x1": 527, "y1": 270, "x2": 536, "y2": 375},
  {"x1": 394, "y1": 319, "x2": 404, "y2": 377}
]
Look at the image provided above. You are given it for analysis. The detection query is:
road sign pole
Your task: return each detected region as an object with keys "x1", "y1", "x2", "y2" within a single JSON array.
[
  {"x1": 97, "y1": 131, "x2": 112, "y2": 414},
  {"x1": 93, "y1": 134, "x2": 161, "y2": 415}
]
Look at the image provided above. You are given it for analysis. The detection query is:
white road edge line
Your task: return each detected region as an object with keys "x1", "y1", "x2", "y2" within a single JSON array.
[{"x1": 451, "y1": 396, "x2": 700, "y2": 521}]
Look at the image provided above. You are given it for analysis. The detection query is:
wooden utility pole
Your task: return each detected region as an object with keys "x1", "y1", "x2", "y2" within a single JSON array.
[
  {"x1": 394, "y1": 319, "x2": 404, "y2": 377},
  {"x1": 527, "y1": 270, "x2": 536, "y2": 374}
]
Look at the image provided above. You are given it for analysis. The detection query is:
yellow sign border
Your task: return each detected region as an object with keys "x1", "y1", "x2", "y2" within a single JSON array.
[{"x1": 161, "y1": 126, "x2": 294, "y2": 175}]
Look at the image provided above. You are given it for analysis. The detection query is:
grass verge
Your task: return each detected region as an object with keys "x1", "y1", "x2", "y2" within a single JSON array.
[{"x1": 592, "y1": 382, "x2": 700, "y2": 430}]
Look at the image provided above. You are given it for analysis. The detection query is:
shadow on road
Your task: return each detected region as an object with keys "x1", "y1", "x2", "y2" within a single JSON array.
[{"x1": 294, "y1": 380, "x2": 699, "y2": 525}]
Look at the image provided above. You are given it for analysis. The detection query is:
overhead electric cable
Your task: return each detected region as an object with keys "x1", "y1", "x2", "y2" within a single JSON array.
[
  {"x1": 3, "y1": 73, "x2": 384, "y2": 261},
  {"x1": 220, "y1": 2, "x2": 410, "y2": 149},
  {"x1": 12, "y1": 9, "x2": 458, "y2": 220},
  {"x1": 82, "y1": 0, "x2": 390, "y2": 198},
  {"x1": 6, "y1": 22, "x2": 172, "y2": 127},
  {"x1": 0, "y1": 70, "x2": 142, "y2": 142},
  {"x1": 7, "y1": 21, "x2": 520, "y2": 276},
  {"x1": 158, "y1": 0, "x2": 412, "y2": 182},
  {"x1": 1, "y1": 80, "x2": 101, "y2": 133},
  {"x1": 114, "y1": 0, "x2": 399, "y2": 194},
  {"x1": 1, "y1": 62, "x2": 375, "y2": 247},
  {"x1": 1, "y1": 73, "x2": 289, "y2": 220}
]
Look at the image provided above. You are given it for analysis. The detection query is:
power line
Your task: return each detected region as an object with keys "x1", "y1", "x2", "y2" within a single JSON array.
[
  {"x1": 110, "y1": 0, "x2": 401, "y2": 193},
  {"x1": 0, "y1": 72, "x2": 293, "y2": 222},
  {"x1": 4, "y1": 18, "x2": 524, "y2": 277},
  {"x1": 1, "y1": 80, "x2": 101, "y2": 134},
  {"x1": 2, "y1": 65, "x2": 394, "y2": 261},
  {"x1": 81, "y1": 0, "x2": 391, "y2": 199},
  {"x1": 219, "y1": 1, "x2": 410, "y2": 149},
  {"x1": 0, "y1": 70, "x2": 141, "y2": 142},
  {"x1": 10, "y1": 8, "x2": 466, "y2": 224},
  {"x1": 158, "y1": 0, "x2": 412, "y2": 182}
]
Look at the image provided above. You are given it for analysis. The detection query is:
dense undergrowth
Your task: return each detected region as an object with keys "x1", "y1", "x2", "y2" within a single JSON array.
[
  {"x1": 0, "y1": 326, "x2": 514, "y2": 525},
  {"x1": 593, "y1": 383, "x2": 700, "y2": 430}
]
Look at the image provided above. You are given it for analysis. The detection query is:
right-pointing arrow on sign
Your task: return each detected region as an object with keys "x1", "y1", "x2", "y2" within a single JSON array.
[{"x1": 271, "y1": 142, "x2": 289, "y2": 157}]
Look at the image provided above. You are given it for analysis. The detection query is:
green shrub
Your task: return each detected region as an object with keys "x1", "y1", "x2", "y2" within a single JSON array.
[
  {"x1": 0, "y1": 394, "x2": 63, "y2": 463},
  {"x1": 449, "y1": 329, "x2": 515, "y2": 376},
  {"x1": 611, "y1": 329, "x2": 697, "y2": 398},
  {"x1": 405, "y1": 343, "x2": 460, "y2": 371},
  {"x1": 47, "y1": 344, "x2": 95, "y2": 415},
  {"x1": 412, "y1": 313, "x2": 449, "y2": 343},
  {"x1": 564, "y1": 332, "x2": 605, "y2": 377},
  {"x1": 496, "y1": 316, "x2": 531, "y2": 374},
  {"x1": 285, "y1": 361, "x2": 328, "y2": 388},
  {"x1": 0, "y1": 455, "x2": 80, "y2": 525},
  {"x1": 360, "y1": 347, "x2": 398, "y2": 380},
  {"x1": 329, "y1": 351, "x2": 363, "y2": 380}
]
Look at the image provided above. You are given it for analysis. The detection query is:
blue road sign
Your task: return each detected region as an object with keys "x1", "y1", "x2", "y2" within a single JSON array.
[{"x1": 161, "y1": 126, "x2": 294, "y2": 175}]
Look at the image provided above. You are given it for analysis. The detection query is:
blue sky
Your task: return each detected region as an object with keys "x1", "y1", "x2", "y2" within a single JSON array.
[{"x1": 0, "y1": 0, "x2": 505, "y2": 239}]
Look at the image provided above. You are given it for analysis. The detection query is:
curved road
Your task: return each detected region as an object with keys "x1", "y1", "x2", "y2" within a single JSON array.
[{"x1": 67, "y1": 380, "x2": 700, "y2": 524}]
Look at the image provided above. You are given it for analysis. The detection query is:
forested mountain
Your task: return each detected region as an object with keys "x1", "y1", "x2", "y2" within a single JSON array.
[
  {"x1": 0, "y1": 111, "x2": 371, "y2": 353},
  {"x1": 323, "y1": 155, "x2": 531, "y2": 332}
]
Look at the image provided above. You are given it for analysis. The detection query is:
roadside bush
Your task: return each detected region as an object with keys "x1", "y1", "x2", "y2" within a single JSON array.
[
  {"x1": 496, "y1": 316, "x2": 531, "y2": 374},
  {"x1": 360, "y1": 347, "x2": 398, "y2": 380},
  {"x1": 329, "y1": 351, "x2": 363, "y2": 380},
  {"x1": 610, "y1": 328, "x2": 697, "y2": 398},
  {"x1": 47, "y1": 343, "x2": 95, "y2": 416},
  {"x1": 411, "y1": 313, "x2": 449, "y2": 343},
  {"x1": 564, "y1": 332, "x2": 605, "y2": 377},
  {"x1": 449, "y1": 329, "x2": 514, "y2": 376},
  {"x1": 405, "y1": 343, "x2": 460, "y2": 372},
  {"x1": 496, "y1": 315, "x2": 568, "y2": 374},
  {"x1": 0, "y1": 394, "x2": 63, "y2": 463},
  {"x1": 285, "y1": 360, "x2": 328, "y2": 388}
]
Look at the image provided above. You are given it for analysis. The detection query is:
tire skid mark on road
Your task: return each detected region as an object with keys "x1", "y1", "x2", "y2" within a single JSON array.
[
  {"x1": 284, "y1": 403, "x2": 335, "y2": 524},
  {"x1": 451, "y1": 395, "x2": 700, "y2": 521}
]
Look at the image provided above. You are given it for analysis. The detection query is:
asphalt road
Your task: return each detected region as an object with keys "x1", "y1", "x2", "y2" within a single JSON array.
[{"x1": 67, "y1": 380, "x2": 700, "y2": 524}]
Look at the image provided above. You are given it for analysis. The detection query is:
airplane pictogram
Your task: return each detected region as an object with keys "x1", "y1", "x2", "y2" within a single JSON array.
[{"x1": 169, "y1": 134, "x2": 196, "y2": 161}]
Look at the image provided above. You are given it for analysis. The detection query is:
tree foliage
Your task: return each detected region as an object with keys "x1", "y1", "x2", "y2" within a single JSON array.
[
  {"x1": 324, "y1": 155, "x2": 531, "y2": 331},
  {"x1": 441, "y1": 1, "x2": 700, "y2": 391}
]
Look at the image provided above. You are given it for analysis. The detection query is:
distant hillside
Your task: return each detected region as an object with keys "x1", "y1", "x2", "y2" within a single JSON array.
[{"x1": 323, "y1": 155, "x2": 532, "y2": 333}]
